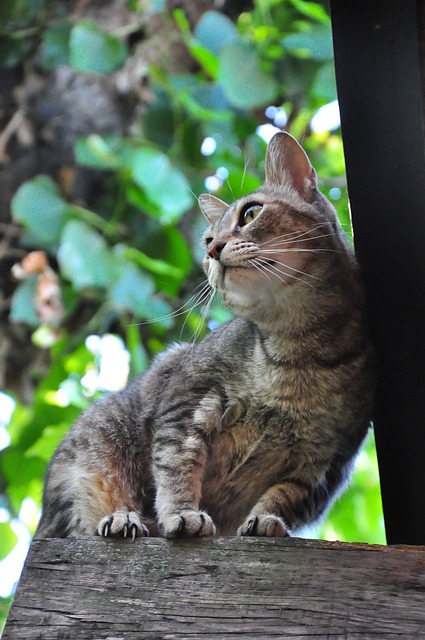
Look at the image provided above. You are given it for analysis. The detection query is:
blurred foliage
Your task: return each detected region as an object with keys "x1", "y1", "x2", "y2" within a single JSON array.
[{"x1": 0, "y1": 0, "x2": 385, "y2": 631}]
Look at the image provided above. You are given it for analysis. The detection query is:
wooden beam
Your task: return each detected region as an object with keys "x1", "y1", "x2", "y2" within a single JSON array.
[
  {"x1": 331, "y1": 0, "x2": 425, "y2": 544},
  {"x1": 3, "y1": 537, "x2": 425, "y2": 637}
]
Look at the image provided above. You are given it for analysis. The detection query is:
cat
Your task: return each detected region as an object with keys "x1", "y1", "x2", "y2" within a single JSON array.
[{"x1": 36, "y1": 131, "x2": 374, "y2": 541}]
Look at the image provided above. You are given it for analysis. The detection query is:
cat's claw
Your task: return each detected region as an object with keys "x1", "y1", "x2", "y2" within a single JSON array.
[
  {"x1": 159, "y1": 510, "x2": 216, "y2": 539},
  {"x1": 237, "y1": 514, "x2": 288, "y2": 537},
  {"x1": 97, "y1": 509, "x2": 149, "y2": 540}
]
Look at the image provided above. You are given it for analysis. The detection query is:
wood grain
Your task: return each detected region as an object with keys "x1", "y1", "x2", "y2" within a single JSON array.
[{"x1": 3, "y1": 537, "x2": 425, "y2": 638}]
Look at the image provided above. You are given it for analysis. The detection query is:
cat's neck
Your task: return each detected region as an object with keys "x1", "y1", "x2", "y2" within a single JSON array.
[{"x1": 250, "y1": 278, "x2": 364, "y2": 364}]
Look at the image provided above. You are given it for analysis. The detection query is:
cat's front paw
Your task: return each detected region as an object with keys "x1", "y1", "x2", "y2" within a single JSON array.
[
  {"x1": 97, "y1": 509, "x2": 149, "y2": 541},
  {"x1": 237, "y1": 514, "x2": 288, "y2": 538},
  {"x1": 159, "y1": 510, "x2": 216, "y2": 539}
]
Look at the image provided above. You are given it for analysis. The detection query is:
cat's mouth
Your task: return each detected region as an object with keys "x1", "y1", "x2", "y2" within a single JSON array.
[{"x1": 222, "y1": 259, "x2": 276, "y2": 277}]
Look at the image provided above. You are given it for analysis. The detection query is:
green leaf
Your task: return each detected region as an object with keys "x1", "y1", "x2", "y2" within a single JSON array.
[
  {"x1": 118, "y1": 245, "x2": 184, "y2": 279},
  {"x1": 194, "y1": 10, "x2": 237, "y2": 57},
  {"x1": 128, "y1": 148, "x2": 194, "y2": 222},
  {"x1": 1, "y1": 449, "x2": 46, "y2": 487},
  {"x1": 283, "y1": 24, "x2": 333, "y2": 61},
  {"x1": 58, "y1": 220, "x2": 116, "y2": 290},
  {"x1": 75, "y1": 134, "x2": 122, "y2": 169},
  {"x1": 9, "y1": 276, "x2": 39, "y2": 326},
  {"x1": 41, "y1": 23, "x2": 71, "y2": 70},
  {"x1": 221, "y1": 169, "x2": 262, "y2": 200},
  {"x1": 187, "y1": 42, "x2": 219, "y2": 79},
  {"x1": 219, "y1": 41, "x2": 278, "y2": 110},
  {"x1": 126, "y1": 323, "x2": 149, "y2": 377},
  {"x1": 150, "y1": 0, "x2": 165, "y2": 11},
  {"x1": 142, "y1": 89, "x2": 175, "y2": 148},
  {"x1": 170, "y1": 76, "x2": 231, "y2": 122},
  {"x1": 70, "y1": 21, "x2": 127, "y2": 73},
  {"x1": 25, "y1": 424, "x2": 70, "y2": 461},
  {"x1": 313, "y1": 61, "x2": 337, "y2": 101},
  {"x1": 140, "y1": 297, "x2": 174, "y2": 327},
  {"x1": 289, "y1": 0, "x2": 330, "y2": 24},
  {"x1": 11, "y1": 175, "x2": 68, "y2": 250},
  {"x1": 1, "y1": 595, "x2": 13, "y2": 635},
  {"x1": 0, "y1": 522, "x2": 18, "y2": 561},
  {"x1": 108, "y1": 261, "x2": 155, "y2": 317}
]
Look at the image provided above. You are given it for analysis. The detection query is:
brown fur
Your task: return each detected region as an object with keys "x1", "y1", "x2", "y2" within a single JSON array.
[{"x1": 36, "y1": 132, "x2": 374, "y2": 540}]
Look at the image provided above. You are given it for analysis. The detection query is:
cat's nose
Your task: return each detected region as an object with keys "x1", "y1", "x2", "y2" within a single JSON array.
[{"x1": 208, "y1": 240, "x2": 226, "y2": 261}]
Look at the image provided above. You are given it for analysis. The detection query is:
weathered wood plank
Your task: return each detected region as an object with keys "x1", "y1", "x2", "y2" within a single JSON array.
[{"x1": 3, "y1": 537, "x2": 425, "y2": 638}]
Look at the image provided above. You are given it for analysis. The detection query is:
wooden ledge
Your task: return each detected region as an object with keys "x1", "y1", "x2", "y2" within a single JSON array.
[{"x1": 4, "y1": 537, "x2": 425, "y2": 638}]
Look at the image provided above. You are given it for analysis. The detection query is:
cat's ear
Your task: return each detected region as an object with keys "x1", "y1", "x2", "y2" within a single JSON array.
[
  {"x1": 265, "y1": 131, "x2": 317, "y2": 201},
  {"x1": 198, "y1": 194, "x2": 229, "y2": 224}
]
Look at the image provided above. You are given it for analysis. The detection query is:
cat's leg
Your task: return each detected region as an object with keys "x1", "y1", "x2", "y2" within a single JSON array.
[
  {"x1": 237, "y1": 513, "x2": 288, "y2": 537},
  {"x1": 237, "y1": 481, "x2": 314, "y2": 537},
  {"x1": 36, "y1": 453, "x2": 152, "y2": 540},
  {"x1": 97, "y1": 509, "x2": 149, "y2": 540},
  {"x1": 152, "y1": 428, "x2": 216, "y2": 538}
]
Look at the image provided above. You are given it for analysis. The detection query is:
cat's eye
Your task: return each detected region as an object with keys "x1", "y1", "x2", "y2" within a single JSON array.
[
  {"x1": 240, "y1": 203, "x2": 263, "y2": 226},
  {"x1": 205, "y1": 237, "x2": 213, "y2": 246}
]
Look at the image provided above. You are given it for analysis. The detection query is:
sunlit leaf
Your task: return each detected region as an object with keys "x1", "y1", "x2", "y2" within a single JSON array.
[
  {"x1": 190, "y1": 43, "x2": 220, "y2": 79},
  {"x1": 194, "y1": 10, "x2": 237, "y2": 57},
  {"x1": 25, "y1": 424, "x2": 70, "y2": 461},
  {"x1": 118, "y1": 245, "x2": 184, "y2": 280},
  {"x1": 1, "y1": 450, "x2": 46, "y2": 488},
  {"x1": 221, "y1": 169, "x2": 262, "y2": 200},
  {"x1": 126, "y1": 324, "x2": 149, "y2": 377},
  {"x1": 0, "y1": 522, "x2": 18, "y2": 560},
  {"x1": 170, "y1": 76, "x2": 230, "y2": 121},
  {"x1": 170, "y1": 76, "x2": 231, "y2": 122},
  {"x1": 138, "y1": 224, "x2": 192, "y2": 297},
  {"x1": 11, "y1": 175, "x2": 68, "y2": 250},
  {"x1": 313, "y1": 61, "x2": 337, "y2": 101},
  {"x1": 288, "y1": 0, "x2": 330, "y2": 24},
  {"x1": 75, "y1": 134, "x2": 122, "y2": 169},
  {"x1": 108, "y1": 261, "x2": 155, "y2": 318},
  {"x1": 128, "y1": 148, "x2": 194, "y2": 222},
  {"x1": 58, "y1": 220, "x2": 116, "y2": 289},
  {"x1": 9, "y1": 277, "x2": 39, "y2": 326},
  {"x1": 219, "y1": 41, "x2": 278, "y2": 109},
  {"x1": 283, "y1": 23, "x2": 333, "y2": 61},
  {"x1": 70, "y1": 21, "x2": 127, "y2": 73}
]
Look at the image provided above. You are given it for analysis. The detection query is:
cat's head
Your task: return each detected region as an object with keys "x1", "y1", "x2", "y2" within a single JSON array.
[{"x1": 199, "y1": 131, "x2": 351, "y2": 323}]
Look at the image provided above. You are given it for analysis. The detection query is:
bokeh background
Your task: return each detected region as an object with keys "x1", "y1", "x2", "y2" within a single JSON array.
[{"x1": 0, "y1": 0, "x2": 385, "y2": 631}]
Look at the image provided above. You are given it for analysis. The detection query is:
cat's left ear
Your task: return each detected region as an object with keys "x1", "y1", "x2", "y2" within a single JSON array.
[
  {"x1": 265, "y1": 131, "x2": 317, "y2": 201},
  {"x1": 198, "y1": 194, "x2": 229, "y2": 224}
]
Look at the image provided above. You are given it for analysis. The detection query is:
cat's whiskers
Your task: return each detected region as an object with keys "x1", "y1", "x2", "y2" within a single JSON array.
[
  {"x1": 179, "y1": 282, "x2": 214, "y2": 341},
  {"x1": 248, "y1": 258, "x2": 272, "y2": 282},
  {"x1": 133, "y1": 279, "x2": 211, "y2": 328},
  {"x1": 264, "y1": 232, "x2": 338, "y2": 249},
  {"x1": 259, "y1": 223, "x2": 330, "y2": 247},
  {"x1": 271, "y1": 259, "x2": 323, "y2": 283},
  {"x1": 253, "y1": 256, "x2": 316, "y2": 287},
  {"x1": 249, "y1": 257, "x2": 289, "y2": 286},
  {"x1": 185, "y1": 287, "x2": 216, "y2": 358},
  {"x1": 260, "y1": 247, "x2": 341, "y2": 255}
]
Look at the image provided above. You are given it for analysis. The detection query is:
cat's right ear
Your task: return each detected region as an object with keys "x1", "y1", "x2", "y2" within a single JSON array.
[
  {"x1": 198, "y1": 194, "x2": 229, "y2": 224},
  {"x1": 265, "y1": 131, "x2": 317, "y2": 201}
]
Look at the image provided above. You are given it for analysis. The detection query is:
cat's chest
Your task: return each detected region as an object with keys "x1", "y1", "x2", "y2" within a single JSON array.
[{"x1": 205, "y1": 404, "x2": 289, "y2": 479}]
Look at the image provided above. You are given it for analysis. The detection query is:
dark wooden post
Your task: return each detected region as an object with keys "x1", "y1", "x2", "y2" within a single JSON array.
[{"x1": 330, "y1": 0, "x2": 425, "y2": 545}]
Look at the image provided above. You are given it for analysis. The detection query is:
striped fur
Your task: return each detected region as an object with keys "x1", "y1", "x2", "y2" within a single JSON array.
[{"x1": 36, "y1": 132, "x2": 374, "y2": 540}]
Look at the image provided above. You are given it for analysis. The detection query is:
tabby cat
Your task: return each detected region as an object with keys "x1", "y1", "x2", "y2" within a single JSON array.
[{"x1": 36, "y1": 132, "x2": 374, "y2": 540}]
